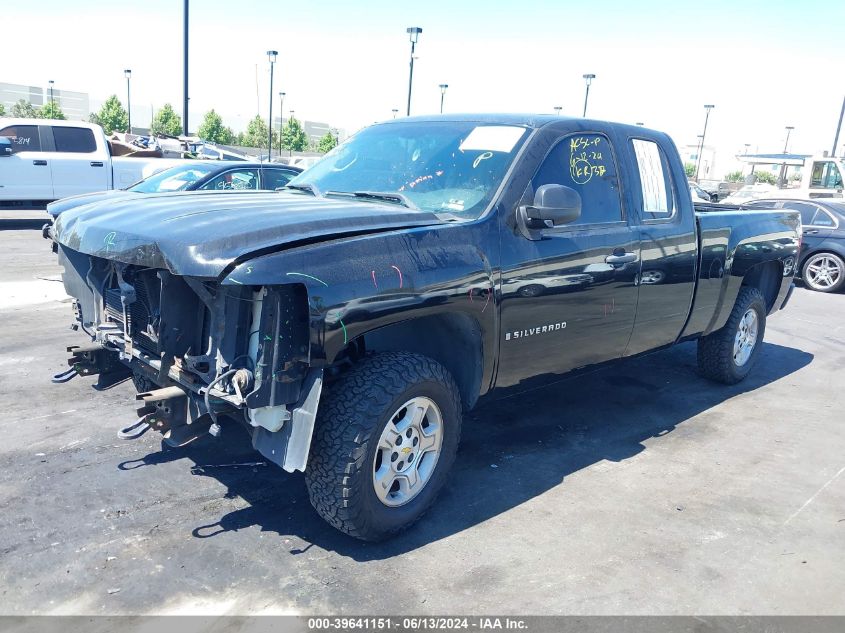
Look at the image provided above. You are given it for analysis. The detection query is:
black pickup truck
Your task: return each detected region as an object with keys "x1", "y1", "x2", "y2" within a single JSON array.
[{"x1": 53, "y1": 115, "x2": 800, "y2": 540}]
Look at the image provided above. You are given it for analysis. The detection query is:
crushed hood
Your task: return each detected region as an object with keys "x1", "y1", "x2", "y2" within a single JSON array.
[
  {"x1": 55, "y1": 190, "x2": 443, "y2": 278},
  {"x1": 47, "y1": 190, "x2": 140, "y2": 218}
]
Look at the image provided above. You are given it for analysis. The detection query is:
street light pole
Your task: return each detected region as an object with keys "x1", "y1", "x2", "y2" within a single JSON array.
[
  {"x1": 694, "y1": 104, "x2": 715, "y2": 181},
  {"x1": 278, "y1": 91, "x2": 285, "y2": 153},
  {"x1": 406, "y1": 27, "x2": 422, "y2": 116},
  {"x1": 266, "y1": 50, "x2": 278, "y2": 161},
  {"x1": 582, "y1": 73, "x2": 595, "y2": 117},
  {"x1": 832, "y1": 95, "x2": 845, "y2": 157},
  {"x1": 783, "y1": 126, "x2": 794, "y2": 153},
  {"x1": 554, "y1": 106, "x2": 562, "y2": 116},
  {"x1": 47, "y1": 80, "x2": 54, "y2": 118},
  {"x1": 124, "y1": 70, "x2": 132, "y2": 133},
  {"x1": 439, "y1": 84, "x2": 448, "y2": 114},
  {"x1": 183, "y1": 0, "x2": 189, "y2": 135}
]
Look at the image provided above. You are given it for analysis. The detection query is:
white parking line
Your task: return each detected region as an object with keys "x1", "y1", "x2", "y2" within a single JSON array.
[
  {"x1": 0, "y1": 279, "x2": 70, "y2": 309},
  {"x1": 783, "y1": 464, "x2": 845, "y2": 525}
]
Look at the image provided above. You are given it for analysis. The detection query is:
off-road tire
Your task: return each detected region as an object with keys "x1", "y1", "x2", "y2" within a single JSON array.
[
  {"x1": 697, "y1": 286, "x2": 767, "y2": 385},
  {"x1": 305, "y1": 352, "x2": 462, "y2": 541}
]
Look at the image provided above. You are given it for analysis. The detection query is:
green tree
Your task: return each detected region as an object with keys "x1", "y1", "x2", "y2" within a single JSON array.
[
  {"x1": 241, "y1": 115, "x2": 269, "y2": 148},
  {"x1": 198, "y1": 109, "x2": 234, "y2": 144},
  {"x1": 40, "y1": 100, "x2": 66, "y2": 120},
  {"x1": 754, "y1": 171, "x2": 777, "y2": 185},
  {"x1": 151, "y1": 103, "x2": 183, "y2": 136},
  {"x1": 281, "y1": 117, "x2": 308, "y2": 152},
  {"x1": 684, "y1": 162, "x2": 696, "y2": 178},
  {"x1": 11, "y1": 99, "x2": 40, "y2": 118},
  {"x1": 317, "y1": 131, "x2": 338, "y2": 154},
  {"x1": 725, "y1": 170, "x2": 744, "y2": 183},
  {"x1": 0, "y1": 103, "x2": 6, "y2": 117},
  {"x1": 96, "y1": 95, "x2": 128, "y2": 134}
]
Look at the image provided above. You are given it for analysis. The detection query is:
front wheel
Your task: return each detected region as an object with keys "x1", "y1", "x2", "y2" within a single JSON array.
[
  {"x1": 697, "y1": 286, "x2": 767, "y2": 385},
  {"x1": 305, "y1": 352, "x2": 462, "y2": 541},
  {"x1": 802, "y1": 252, "x2": 845, "y2": 293}
]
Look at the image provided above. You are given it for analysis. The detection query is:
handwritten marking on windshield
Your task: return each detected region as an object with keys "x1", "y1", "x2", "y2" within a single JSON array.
[
  {"x1": 371, "y1": 270, "x2": 378, "y2": 289},
  {"x1": 103, "y1": 231, "x2": 117, "y2": 252},
  {"x1": 286, "y1": 272, "x2": 329, "y2": 287},
  {"x1": 472, "y1": 151, "x2": 493, "y2": 169},
  {"x1": 391, "y1": 265, "x2": 403, "y2": 288}
]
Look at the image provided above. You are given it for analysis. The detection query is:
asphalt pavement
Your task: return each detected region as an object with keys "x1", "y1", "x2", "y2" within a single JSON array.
[{"x1": 0, "y1": 218, "x2": 843, "y2": 615}]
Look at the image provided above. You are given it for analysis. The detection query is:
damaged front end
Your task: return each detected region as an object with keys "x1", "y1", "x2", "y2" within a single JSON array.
[{"x1": 56, "y1": 244, "x2": 322, "y2": 472}]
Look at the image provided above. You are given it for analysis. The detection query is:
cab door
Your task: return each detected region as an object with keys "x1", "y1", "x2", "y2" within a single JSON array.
[
  {"x1": 0, "y1": 123, "x2": 53, "y2": 201},
  {"x1": 496, "y1": 130, "x2": 640, "y2": 389},
  {"x1": 43, "y1": 125, "x2": 110, "y2": 198}
]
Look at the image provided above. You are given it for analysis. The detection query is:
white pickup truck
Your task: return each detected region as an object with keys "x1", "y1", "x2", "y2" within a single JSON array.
[{"x1": 0, "y1": 118, "x2": 189, "y2": 208}]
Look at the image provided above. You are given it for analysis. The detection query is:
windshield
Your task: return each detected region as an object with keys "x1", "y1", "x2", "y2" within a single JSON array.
[
  {"x1": 287, "y1": 121, "x2": 529, "y2": 219},
  {"x1": 128, "y1": 163, "x2": 219, "y2": 193}
]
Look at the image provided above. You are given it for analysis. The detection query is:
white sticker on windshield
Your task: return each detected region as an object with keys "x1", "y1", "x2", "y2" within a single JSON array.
[{"x1": 459, "y1": 126, "x2": 525, "y2": 153}]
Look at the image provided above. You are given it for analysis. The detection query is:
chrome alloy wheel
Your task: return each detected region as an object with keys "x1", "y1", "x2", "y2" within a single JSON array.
[
  {"x1": 733, "y1": 308, "x2": 759, "y2": 367},
  {"x1": 805, "y1": 254, "x2": 842, "y2": 291},
  {"x1": 372, "y1": 397, "x2": 443, "y2": 507}
]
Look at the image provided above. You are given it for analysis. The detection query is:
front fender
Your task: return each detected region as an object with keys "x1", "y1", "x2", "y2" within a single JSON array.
[{"x1": 222, "y1": 221, "x2": 498, "y2": 396}]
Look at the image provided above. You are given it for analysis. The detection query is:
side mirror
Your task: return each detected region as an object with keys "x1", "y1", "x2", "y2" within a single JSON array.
[
  {"x1": 0, "y1": 137, "x2": 12, "y2": 157},
  {"x1": 523, "y1": 184, "x2": 581, "y2": 228}
]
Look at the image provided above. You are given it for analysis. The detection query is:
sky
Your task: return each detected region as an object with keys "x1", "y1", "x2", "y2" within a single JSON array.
[{"x1": 5, "y1": 0, "x2": 845, "y2": 162}]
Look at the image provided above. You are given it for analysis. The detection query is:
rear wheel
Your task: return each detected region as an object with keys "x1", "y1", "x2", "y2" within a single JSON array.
[
  {"x1": 305, "y1": 352, "x2": 462, "y2": 541},
  {"x1": 697, "y1": 286, "x2": 767, "y2": 385},
  {"x1": 802, "y1": 252, "x2": 845, "y2": 293}
]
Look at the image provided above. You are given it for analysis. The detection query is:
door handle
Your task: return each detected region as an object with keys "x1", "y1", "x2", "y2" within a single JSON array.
[
  {"x1": 803, "y1": 229, "x2": 818, "y2": 235},
  {"x1": 90, "y1": 161, "x2": 104, "y2": 167},
  {"x1": 33, "y1": 159, "x2": 48, "y2": 166},
  {"x1": 605, "y1": 252, "x2": 638, "y2": 265}
]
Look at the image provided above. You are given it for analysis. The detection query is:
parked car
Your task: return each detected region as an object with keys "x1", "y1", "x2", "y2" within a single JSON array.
[
  {"x1": 690, "y1": 182, "x2": 716, "y2": 203},
  {"x1": 45, "y1": 161, "x2": 303, "y2": 220},
  {"x1": 720, "y1": 183, "x2": 778, "y2": 205},
  {"x1": 51, "y1": 114, "x2": 799, "y2": 541},
  {"x1": 742, "y1": 198, "x2": 845, "y2": 292},
  {"x1": 0, "y1": 118, "x2": 194, "y2": 208}
]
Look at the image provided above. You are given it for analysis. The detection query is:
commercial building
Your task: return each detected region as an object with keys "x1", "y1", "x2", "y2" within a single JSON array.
[{"x1": 0, "y1": 82, "x2": 90, "y2": 120}]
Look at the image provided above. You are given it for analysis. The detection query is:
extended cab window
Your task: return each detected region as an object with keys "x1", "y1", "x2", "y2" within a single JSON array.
[
  {"x1": 631, "y1": 139, "x2": 675, "y2": 220},
  {"x1": 0, "y1": 125, "x2": 41, "y2": 153},
  {"x1": 530, "y1": 133, "x2": 622, "y2": 224},
  {"x1": 53, "y1": 127, "x2": 97, "y2": 153}
]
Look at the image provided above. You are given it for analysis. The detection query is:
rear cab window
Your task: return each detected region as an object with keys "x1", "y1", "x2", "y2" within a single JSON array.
[
  {"x1": 631, "y1": 138, "x2": 676, "y2": 221},
  {"x1": 529, "y1": 132, "x2": 623, "y2": 225},
  {"x1": 52, "y1": 127, "x2": 97, "y2": 153}
]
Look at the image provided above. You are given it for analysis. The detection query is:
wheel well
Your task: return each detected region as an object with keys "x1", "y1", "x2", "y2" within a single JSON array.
[
  {"x1": 741, "y1": 261, "x2": 781, "y2": 312},
  {"x1": 360, "y1": 312, "x2": 483, "y2": 410}
]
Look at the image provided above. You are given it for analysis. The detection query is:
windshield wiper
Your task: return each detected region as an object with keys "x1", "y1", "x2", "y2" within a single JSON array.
[
  {"x1": 326, "y1": 190, "x2": 419, "y2": 210},
  {"x1": 283, "y1": 183, "x2": 322, "y2": 197}
]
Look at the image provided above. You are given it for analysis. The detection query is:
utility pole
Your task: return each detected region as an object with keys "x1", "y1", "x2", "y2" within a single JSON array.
[
  {"x1": 582, "y1": 74, "x2": 595, "y2": 117},
  {"x1": 694, "y1": 104, "x2": 715, "y2": 181},
  {"x1": 832, "y1": 95, "x2": 845, "y2": 157},
  {"x1": 406, "y1": 27, "x2": 422, "y2": 116},
  {"x1": 182, "y1": 0, "x2": 189, "y2": 135},
  {"x1": 267, "y1": 51, "x2": 278, "y2": 161}
]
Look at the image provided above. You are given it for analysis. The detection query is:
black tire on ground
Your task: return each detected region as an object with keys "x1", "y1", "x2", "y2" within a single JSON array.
[
  {"x1": 697, "y1": 286, "x2": 767, "y2": 385},
  {"x1": 305, "y1": 352, "x2": 462, "y2": 541},
  {"x1": 801, "y1": 252, "x2": 845, "y2": 293},
  {"x1": 132, "y1": 372, "x2": 155, "y2": 393}
]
